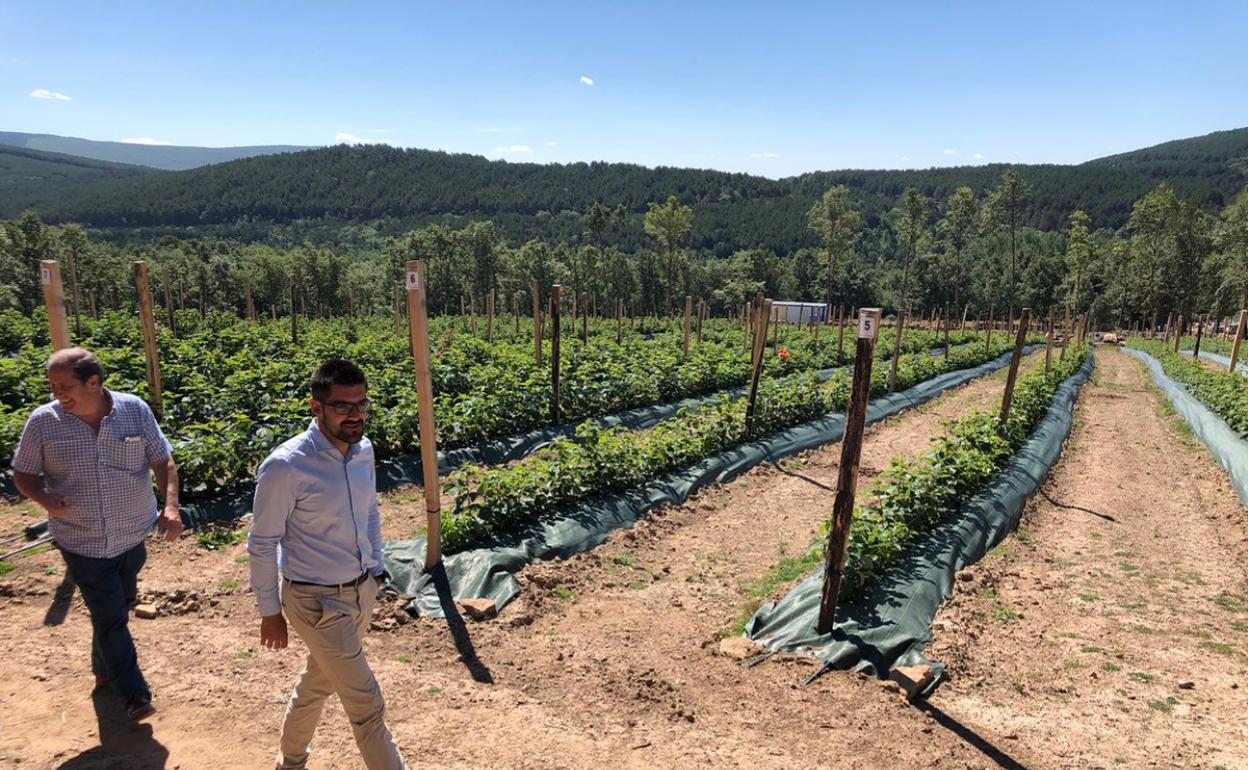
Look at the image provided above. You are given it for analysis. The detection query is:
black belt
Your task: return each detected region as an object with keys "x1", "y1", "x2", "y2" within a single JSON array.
[{"x1": 287, "y1": 571, "x2": 371, "y2": 589}]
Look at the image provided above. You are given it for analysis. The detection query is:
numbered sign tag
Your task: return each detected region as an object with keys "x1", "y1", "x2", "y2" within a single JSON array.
[
  {"x1": 406, "y1": 270, "x2": 421, "y2": 291},
  {"x1": 41, "y1": 267, "x2": 52, "y2": 286},
  {"x1": 859, "y1": 312, "x2": 878, "y2": 339}
]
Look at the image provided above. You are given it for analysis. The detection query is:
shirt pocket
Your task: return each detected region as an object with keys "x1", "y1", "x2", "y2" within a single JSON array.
[{"x1": 102, "y1": 434, "x2": 149, "y2": 472}]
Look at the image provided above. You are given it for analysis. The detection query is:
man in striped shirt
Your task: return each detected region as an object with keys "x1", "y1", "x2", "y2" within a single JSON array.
[
  {"x1": 12, "y1": 347, "x2": 181, "y2": 722},
  {"x1": 249, "y1": 359, "x2": 407, "y2": 770}
]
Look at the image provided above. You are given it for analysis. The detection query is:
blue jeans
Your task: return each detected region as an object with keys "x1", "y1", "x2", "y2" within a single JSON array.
[{"x1": 61, "y1": 542, "x2": 151, "y2": 704}]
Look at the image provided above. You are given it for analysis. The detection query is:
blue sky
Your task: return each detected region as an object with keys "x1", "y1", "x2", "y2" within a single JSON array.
[{"x1": 2, "y1": 0, "x2": 1246, "y2": 177}]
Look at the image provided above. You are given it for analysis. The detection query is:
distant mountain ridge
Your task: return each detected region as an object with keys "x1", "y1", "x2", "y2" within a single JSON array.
[
  {"x1": 0, "y1": 127, "x2": 1245, "y2": 253},
  {"x1": 0, "y1": 132, "x2": 311, "y2": 171}
]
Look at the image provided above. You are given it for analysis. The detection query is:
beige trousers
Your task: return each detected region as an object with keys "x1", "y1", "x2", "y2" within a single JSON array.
[{"x1": 276, "y1": 577, "x2": 408, "y2": 770}]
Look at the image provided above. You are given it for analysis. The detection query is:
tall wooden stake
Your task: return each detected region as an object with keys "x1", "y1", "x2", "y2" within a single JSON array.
[
  {"x1": 132, "y1": 262, "x2": 164, "y2": 419},
  {"x1": 1229, "y1": 310, "x2": 1247, "y2": 373},
  {"x1": 550, "y1": 285, "x2": 562, "y2": 423},
  {"x1": 942, "y1": 303, "x2": 950, "y2": 359},
  {"x1": 1193, "y1": 314, "x2": 1205, "y2": 358},
  {"x1": 888, "y1": 311, "x2": 907, "y2": 392},
  {"x1": 696, "y1": 299, "x2": 705, "y2": 344},
  {"x1": 961, "y1": 303, "x2": 969, "y2": 333},
  {"x1": 580, "y1": 291, "x2": 588, "y2": 344},
  {"x1": 744, "y1": 300, "x2": 774, "y2": 437},
  {"x1": 985, "y1": 305, "x2": 995, "y2": 354},
  {"x1": 998, "y1": 308, "x2": 1031, "y2": 428},
  {"x1": 40, "y1": 260, "x2": 71, "y2": 351},
  {"x1": 404, "y1": 261, "x2": 442, "y2": 570},
  {"x1": 1173, "y1": 314, "x2": 1184, "y2": 353},
  {"x1": 816, "y1": 308, "x2": 881, "y2": 634}
]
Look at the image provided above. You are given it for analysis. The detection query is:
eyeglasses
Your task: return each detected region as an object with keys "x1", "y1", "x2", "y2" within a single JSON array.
[{"x1": 321, "y1": 399, "x2": 371, "y2": 416}]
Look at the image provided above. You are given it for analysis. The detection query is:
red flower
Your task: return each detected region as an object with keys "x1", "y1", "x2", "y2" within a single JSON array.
[{"x1": 778, "y1": 347, "x2": 791, "y2": 360}]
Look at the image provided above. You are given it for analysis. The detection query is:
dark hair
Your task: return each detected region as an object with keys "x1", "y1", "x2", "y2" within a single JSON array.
[
  {"x1": 310, "y1": 359, "x2": 368, "y2": 401},
  {"x1": 47, "y1": 347, "x2": 105, "y2": 384}
]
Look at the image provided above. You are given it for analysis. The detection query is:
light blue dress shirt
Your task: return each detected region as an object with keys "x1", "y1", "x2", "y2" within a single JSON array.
[{"x1": 248, "y1": 419, "x2": 384, "y2": 617}]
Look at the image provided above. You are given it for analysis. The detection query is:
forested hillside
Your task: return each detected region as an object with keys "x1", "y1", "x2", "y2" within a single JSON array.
[{"x1": 0, "y1": 128, "x2": 1244, "y2": 254}]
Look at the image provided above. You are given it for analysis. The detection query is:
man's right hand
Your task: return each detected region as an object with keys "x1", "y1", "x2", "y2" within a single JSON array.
[
  {"x1": 41, "y1": 496, "x2": 70, "y2": 518},
  {"x1": 260, "y1": 613, "x2": 288, "y2": 650}
]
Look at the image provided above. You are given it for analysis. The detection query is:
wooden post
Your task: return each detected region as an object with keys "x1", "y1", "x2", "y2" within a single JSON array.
[
  {"x1": 290, "y1": 279, "x2": 299, "y2": 345},
  {"x1": 1045, "y1": 308, "x2": 1055, "y2": 376},
  {"x1": 1173, "y1": 314, "x2": 1184, "y2": 353},
  {"x1": 961, "y1": 303, "x2": 969, "y2": 333},
  {"x1": 39, "y1": 260, "x2": 71, "y2": 351},
  {"x1": 682, "y1": 295, "x2": 692, "y2": 358},
  {"x1": 66, "y1": 246, "x2": 83, "y2": 337},
  {"x1": 404, "y1": 261, "x2": 442, "y2": 570},
  {"x1": 1228, "y1": 310, "x2": 1246, "y2": 373},
  {"x1": 616, "y1": 298, "x2": 624, "y2": 344},
  {"x1": 696, "y1": 299, "x2": 705, "y2": 344},
  {"x1": 487, "y1": 289, "x2": 495, "y2": 343},
  {"x1": 998, "y1": 309, "x2": 1031, "y2": 428},
  {"x1": 580, "y1": 291, "x2": 588, "y2": 344},
  {"x1": 469, "y1": 298, "x2": 478, "y2": 337},
  {"x1": 744, "y1": 300, "x2": 774, "y2": 437},
  {"x1": 888, "y1": 311, "x2": 907, "y2": 392},
  {"x1": 1193, "y1": 314, "x2": 1205, "y2": 358},
  {"x1": 816, "y1": 308, "x2": 881, "y2": 634},
  {"x1": 550, "y1": 285, "x2": 562, "y2": 424},
  {"x1": 132, "y1": 262, "x2": 164, "y2": 419},
  {"x1": 986, "y1": 305, "x2": 995, "y2": 354},
  {"x1": 532, "y1": 280, "x2": 543, "y2": 368},
  {"x1": 161, "y1": 269, "x2": 178, "y2": 336},
  {"x1": 1163, "y1": 312, "x2": 1173, "y2": 343}
]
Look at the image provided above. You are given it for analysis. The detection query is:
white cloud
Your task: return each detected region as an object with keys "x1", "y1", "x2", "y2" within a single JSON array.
[
  {"x1": 544, "y1": 141, "x2": 558, "y2": 147},
  {"x1": 943, "y1": 149, "x2": 956, "y2": 155},
  {"x1": 749, "y1": 152, "x2": 780, "y2": 159},
  {"x1": 29, "y1": 88, "x2": 71, "y2": 101},
  {"x1": 492, "y1": 145, "x2": 533, "y2": 154},
  {"x1": 899, "y1": 155, "x2": 911, "y2": 162},
  {"x1": 972, "y1": 152, "x2": 985, "y2": 160},
  {"x1": 336, "y1": 132, "x2": 367, "y2": 144},
  {"x1": 120, "y1": 137, "x2": 173, "y2": 146},
  {"x1": 579, "y1": 76, "x2": 594, "y2": 86}
]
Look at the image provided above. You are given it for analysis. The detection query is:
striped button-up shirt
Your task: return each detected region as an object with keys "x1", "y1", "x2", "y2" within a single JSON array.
[
  {"x1": 248, "y1": 419, "x2": 384, "y2": 617},
  {"x1": 11, "y1": 390, "x2": 171, "y2": 559}
]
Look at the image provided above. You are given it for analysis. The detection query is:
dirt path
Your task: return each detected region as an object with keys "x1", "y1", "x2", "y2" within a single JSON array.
[
  {"x1": 0, "y1": 352, "x2": 1042, "y2": 769},
  {"x1": 925, "y1": 347, "x2": 1248, "y2": 769}
]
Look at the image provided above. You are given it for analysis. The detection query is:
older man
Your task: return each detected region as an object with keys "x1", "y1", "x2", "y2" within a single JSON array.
[
  {"x1": 249, "y1": 358, "x2": 407, "y2": 770},
  {"x1": 12, "y1": 347, "x2": 181, "y2": 721}
]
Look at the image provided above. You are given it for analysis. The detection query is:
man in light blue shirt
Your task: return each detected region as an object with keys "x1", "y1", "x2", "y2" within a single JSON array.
[{"x1": 249, "y1": 358, "x2": 407, "y2": 770}]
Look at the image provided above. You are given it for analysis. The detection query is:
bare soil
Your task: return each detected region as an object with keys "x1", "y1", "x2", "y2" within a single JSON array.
[{"x1": 0, "y1": 348, "x2": 1244, "y2": 769}]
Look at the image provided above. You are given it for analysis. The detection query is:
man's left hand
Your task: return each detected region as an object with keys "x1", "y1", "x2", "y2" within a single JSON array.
[{"x1": 157, "y1": 507, "x2": 183, "y2": 541}]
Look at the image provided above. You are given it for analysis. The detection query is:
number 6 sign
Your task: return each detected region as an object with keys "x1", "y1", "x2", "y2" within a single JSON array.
[{"x1": 406, "y1": 269, "x2": 421, "y2": 291}]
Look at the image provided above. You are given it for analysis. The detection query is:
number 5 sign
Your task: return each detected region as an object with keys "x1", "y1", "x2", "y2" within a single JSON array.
[{"x1": 858, "y1": 308, "x2": 881, "y2": 339}]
